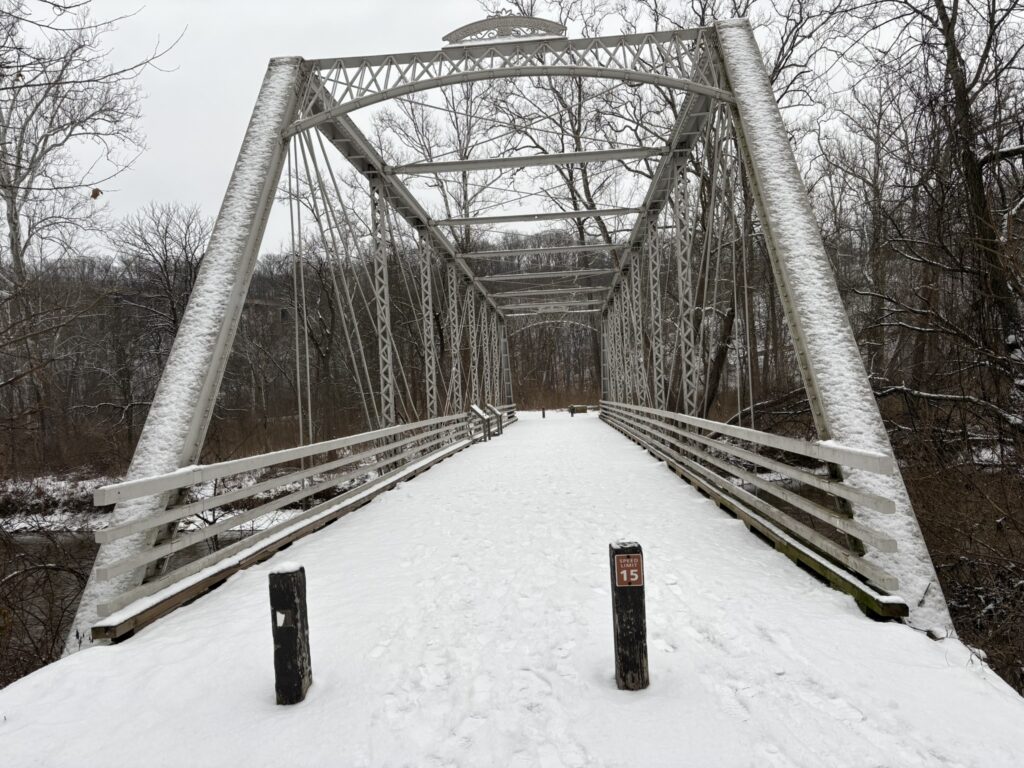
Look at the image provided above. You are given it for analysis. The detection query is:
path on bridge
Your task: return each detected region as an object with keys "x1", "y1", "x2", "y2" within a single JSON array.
[{"x1": 2, "y1": 412, "x2": 1022, "y2": 767}]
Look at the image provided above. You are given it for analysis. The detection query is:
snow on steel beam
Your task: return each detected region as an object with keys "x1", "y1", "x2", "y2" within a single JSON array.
[
  {"x1": 307, "y1": 28, "x2": 702, "y2": 69},
  {"x1": 459, "y1": 243, "x2": 623, "y2": 259},
  {"x1": 499, "y1": 300, "x2": 605, "y2": 312},
  {"x1": 715, "y1": 18, "x2": 951, "y2": 629},
  {"x1": 390, "y1": 147, "x2": 665, "y2": 174},
  {"x1": 491, "y1": 286, "x2": 610, "y2": 298},
  {"x1": 506, "y1": 308, "x2": 602, "y2": 317},
  {"x1": 68, "y1": 57, "x2": 306, "y2": 651},
  {"x1": 479, "y1": 268, "x2": 616, "y2": 282},
  {"x1": 437, "y1": 208, "x2": 639, "y2": 226}
]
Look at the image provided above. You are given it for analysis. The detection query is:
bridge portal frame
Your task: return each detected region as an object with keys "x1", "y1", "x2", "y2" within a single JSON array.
[{"x1": 68, "y1": 16, "x2": 952, "y2": 651}]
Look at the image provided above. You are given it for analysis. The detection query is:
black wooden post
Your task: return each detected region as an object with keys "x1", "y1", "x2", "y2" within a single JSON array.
[
  {"x1": 609, "y1": 541, "x2": 649, "y2": 690},
  {"x1": 269, "y1": 564, "x2": 312, "y2": 705}
]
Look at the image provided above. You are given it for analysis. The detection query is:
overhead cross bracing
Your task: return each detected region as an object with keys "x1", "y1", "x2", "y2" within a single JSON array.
[
  {"x1": 285, "y1": 15, "x2": 729, "y2": 328},
  {"x1": 67, "y1": 14, "x2": 955, "y2": 654}
]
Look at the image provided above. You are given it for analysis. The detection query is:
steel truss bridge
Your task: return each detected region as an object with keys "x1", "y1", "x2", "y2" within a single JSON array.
[{"x1": 67, "y1": 16, "x2": 952, "y2": 651}]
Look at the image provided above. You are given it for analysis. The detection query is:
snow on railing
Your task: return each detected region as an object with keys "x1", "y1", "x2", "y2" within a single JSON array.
[
  {"x1": 600, "y1": 400, "x2": 907, "y2": 618},
  {"x1": 90, "y1": 406, "x2": 516, "y2": 640}
]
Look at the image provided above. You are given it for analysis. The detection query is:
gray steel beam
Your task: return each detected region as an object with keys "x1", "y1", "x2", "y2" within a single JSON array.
[
  {"x1": 68, "y1": 57, "x2": 305, "y2": 650},
  {"x1": 445, "y1": 263, "x2": 463, "y2": 412},
  {"x1": 437, "y1": 207, "x2": 639, "y2": 227},
  {"x1": 466, "y1": 289, "x2": 480, "y2": 404},
  {"x1": 459, "y1": 243, "x2": 622, "y2": 260},
  {"x1": 506, "y1": 307, "x2": 602, "y2": 316},
  {"x1": 479, "y1": 268, "x2": 616, "y2": 282},
  {"x1": 308, "y1": 28, "x2": 701, "y2": 70},
  {"x1": 499, "y1": 319, "x2": 514, "y2": 405},
  {"x1": 715, "y1": 18, "x2": 950, "y2": 626},
  {"x1": 481, "y1": 302, "x2": 493, "y2": 404},
  {"x1": 305, "y1": 75, "x2": 504, "y2": 318},
  {"x1": 600, "y1": 43, "x2": 715, "y2": 314},
  {"x1": 491, "y1": 286, "x2": 610, "y2": 298},
  {"x1": 420, "y1": 232, "x2": 438, "y2": 419},
  {"x1": 371, "y1": 181, "x2": 395, "y2": 427},
  {"x1": 391, "y1": 147, "x2": 665, "y2": 174},
  {"x1": 499, "y1": 300, "x2": 604, "y2": 311}
]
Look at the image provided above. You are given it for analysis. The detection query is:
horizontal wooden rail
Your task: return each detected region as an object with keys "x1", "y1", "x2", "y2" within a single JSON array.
[
  {"x1": 599, "y1": 400, "x2": 895, "y2": 474},
  {"x1": 90, "y1": 411, "x2": 516, "y2": 639},
  {"x1": 603, "y1": 411, "x2": 898, "y2": 589},
  {"x1": 95, "y1": 426, "x2": 466, "y2": 581},
  {"x1": 96, "y1": 422, "x2": 466, "y2": 544},
  {"x1": 598, "y1": 400, "x2": 907, "y2": 618},
  {"x1": 94, "y1": 413, "x2": 467, "y2": 506},
  {"x1": 92, "y1": 439, "x2": 478, "y2": 639},
  {"x1": 601, "y1": 404, "x2": 898, "y2": 537},
  {"x1": 602, "y1": 408, "x2": 895, "y2": 557}
]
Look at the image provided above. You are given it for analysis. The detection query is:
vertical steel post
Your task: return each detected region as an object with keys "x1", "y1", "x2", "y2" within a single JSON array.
[
  {"x1": 481, "y1": 302, "x2": 493, "y2": 404},
  {"x1": 371, "y1": 180, "x2": 395, "y2": 427},
  {"x1": 600, "y1": 315, "x2": 610, "y2": 401},
  {"x1": 466, "y1": 289, "x2": 480, "y2": 405},
  {"x1": 610, "y1": 296, "x2": 626, "y2": 403},
  {"x1": 420, "y1": 232, "x2": 438, "y2": 419},
  {"x1": 674, "y1": 167, "x2": 700, "y2": 415},
  {"x1": 647, "y1": 219, "x2": 666, "y2": 410},
  {"x1": 610, "y1": 304, "x2": 623, "y2": 402},
  {"x1": 715, "y1": 18, "x2": 950, "y2": 627},
  {"x1": 68, "y1": 57, "x2": 304, "y2": 651},
  {"x1": 489, "y1": 308, "x2": 500, "y2": 405},
  {"x1": 628, "y1": 258, "x2": 649, "y2": 405},
  {"x1": 499, "y1": 318, "x2": 514, "y2": 405},
  {"x1": 446, "y1": 263, "x2": 463, "y2": 413}
]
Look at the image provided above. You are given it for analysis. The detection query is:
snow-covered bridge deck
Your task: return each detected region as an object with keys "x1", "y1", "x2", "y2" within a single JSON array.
[{"x1": 2, "y1": 412, "x2": 1022, "y2": 767}]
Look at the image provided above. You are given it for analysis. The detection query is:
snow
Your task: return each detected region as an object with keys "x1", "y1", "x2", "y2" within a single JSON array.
[
  {"x1": 66, "y1": 57, "x2": 304, "y2": 653},
  {"x1": 715, "y1": 20, "x2": 951, "y2": 630},
  {"x1": 2, "y1": 413, "x2": 1022, "y2": 767},
  {"x1": 269, "y1": 561, "x2": 304, "y2": 575}
]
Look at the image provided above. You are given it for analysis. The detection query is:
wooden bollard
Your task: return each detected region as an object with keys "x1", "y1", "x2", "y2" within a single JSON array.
[
  {"x1": 609, "y1": 541, "x2": 649, "y2": 690},
  {"x1": 269, "y1": 563, "x2": 312, "y2": 705}
]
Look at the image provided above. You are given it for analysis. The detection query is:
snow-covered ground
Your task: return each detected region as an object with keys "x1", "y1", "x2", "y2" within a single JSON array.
[{"x1": 1, "y1": 411, "x2": 1022, "y2": 767}]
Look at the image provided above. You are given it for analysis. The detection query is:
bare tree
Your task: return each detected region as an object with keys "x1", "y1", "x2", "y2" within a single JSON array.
[{"x1": 0, "y1": 0, "x2": 169, "y2": 465}]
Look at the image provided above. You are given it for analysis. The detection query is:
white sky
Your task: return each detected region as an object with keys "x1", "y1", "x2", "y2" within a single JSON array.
[{"x1": 93, "y1": 0, "x2": 489, "y2": 240}]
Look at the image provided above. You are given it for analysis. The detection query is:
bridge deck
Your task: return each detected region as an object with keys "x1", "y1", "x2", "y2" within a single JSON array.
[{"x1": 2, "y1": 412, "x2": 1022, "y2": 766}]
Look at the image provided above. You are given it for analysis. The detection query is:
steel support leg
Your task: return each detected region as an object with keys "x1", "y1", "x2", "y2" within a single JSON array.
[
  {"x1": 371, "y1": 181, "x2": 395, "y2": 427},
  {"x1": 466, "y1": 289, "x2": 480, "y2": 405},
  {"x1": 647, "y1": 220, "x2": 666, "y2": 410},
  {"x1": 446, "y1": 263, "x2": 463, "y2": 413},
  {"x1": 420, "y1": 232, "x2": 437, "y2": 419},
  {"x1": 499, "y1": 319, "x2": 514, "y2": 404},
  {"x1": 600, "y1": 315, "x2": 610, "y2": 401},
  {"x1": 489, "y1": 309, "x2": 499, "y2": 405},
  {"x1": 675, "y1": 167, "x2": 700, "y2": 415},
  {"x1": 481, "y1": 302, "x2": 493, "y2": 404},
  {"x1": 68, "y1": 58, "x2": 304, "y2": 650},
  {"x1": 715, "y1": 18, "x2": 950, "y2": 627},
  {"x1": 628, "y1": 257, "x2": 649, "y2": 405}
]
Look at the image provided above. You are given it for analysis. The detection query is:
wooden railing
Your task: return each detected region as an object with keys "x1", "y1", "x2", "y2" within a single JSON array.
[
  {"x1": 91, "y1": 407, "x2": 515, "y2": 640},
  {"x1": 599, "y1": 400, "x2": 908, "y2": 618}
]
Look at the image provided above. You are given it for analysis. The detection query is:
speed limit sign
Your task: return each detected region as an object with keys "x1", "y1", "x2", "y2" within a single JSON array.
[{"x1": 614, "y1": 553, "x2": 644, "y2": 587}]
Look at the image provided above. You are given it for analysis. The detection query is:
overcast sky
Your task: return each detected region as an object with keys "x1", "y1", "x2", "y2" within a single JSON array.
[{"x1": 92, "y1": 0, "x2": 491, "y2": 242}]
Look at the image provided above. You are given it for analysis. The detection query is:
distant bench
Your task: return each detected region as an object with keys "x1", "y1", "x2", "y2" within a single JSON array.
[{"x1": 569, "y1": 404, "x2": 597, "y2": 414}]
